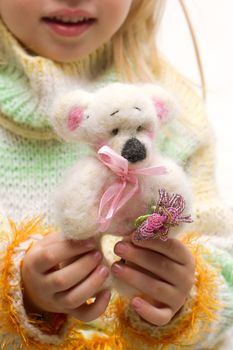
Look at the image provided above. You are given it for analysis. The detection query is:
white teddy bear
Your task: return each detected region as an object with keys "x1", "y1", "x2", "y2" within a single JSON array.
[{"x1": 51, "y1": 83, "x2": 192, "y2": 297}]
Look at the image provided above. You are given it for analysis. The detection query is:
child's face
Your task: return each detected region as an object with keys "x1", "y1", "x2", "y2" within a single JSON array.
[{"x1": 0, "y1": 0, "x2": 133, "y2": 62}]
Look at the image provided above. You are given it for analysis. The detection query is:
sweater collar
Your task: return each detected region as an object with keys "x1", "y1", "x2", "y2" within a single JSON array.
[{"x1": 0, "y1": 19, "x2": 117, "y2": 138}]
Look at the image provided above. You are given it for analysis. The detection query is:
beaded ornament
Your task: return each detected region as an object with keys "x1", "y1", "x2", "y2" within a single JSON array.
[{"x1": 134, "y1": 188, "x2": 193, "y2": 241}]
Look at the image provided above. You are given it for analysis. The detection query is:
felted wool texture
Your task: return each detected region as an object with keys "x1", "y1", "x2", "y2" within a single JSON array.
[{"x1": 51, "y1": 83, "x2": 192, "y2": 242}]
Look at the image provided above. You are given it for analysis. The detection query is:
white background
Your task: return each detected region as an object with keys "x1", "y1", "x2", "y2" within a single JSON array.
[{"x1": 159, "y1": 0, "x2": 233, "y2": 207}]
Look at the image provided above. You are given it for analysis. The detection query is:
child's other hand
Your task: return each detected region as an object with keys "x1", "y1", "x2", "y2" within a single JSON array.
[
  {"x1": 22, "y1": 233, "x2": 110, "y2": 322},
  {"x1": 112, "y1": 234, "x2": 195, "y2": 326}
]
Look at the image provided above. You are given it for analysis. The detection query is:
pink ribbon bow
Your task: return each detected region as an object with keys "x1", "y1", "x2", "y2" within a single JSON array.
[{"x1": 97, "y1": 145, "x2": 167, "y2": 232}]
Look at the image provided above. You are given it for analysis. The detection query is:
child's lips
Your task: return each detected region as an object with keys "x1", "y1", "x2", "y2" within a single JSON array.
[{"x1": 41, "y1": 17, "x2": 96, "y2": 38}]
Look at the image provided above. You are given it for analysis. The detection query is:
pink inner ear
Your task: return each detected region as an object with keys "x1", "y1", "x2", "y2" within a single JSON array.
[
  {"x1": 152, "y1": 98, "x2": 169, "y2": 121},
  {"x1": 67, "y1": 107, "x2": 84, "y2": 131}
]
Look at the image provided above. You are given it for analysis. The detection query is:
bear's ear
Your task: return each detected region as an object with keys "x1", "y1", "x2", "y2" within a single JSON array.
[
  {"x1": 51, "y1": 90, "x2": 93, "y2": 142},
  {"x1": 143, "y1": 84, "x2": 179, "y2": 124}
]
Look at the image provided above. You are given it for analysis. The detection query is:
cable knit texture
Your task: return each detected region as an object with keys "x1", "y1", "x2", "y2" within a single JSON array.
[{"x1": 0, "y1": 19, "x2": 233, "y2": 350}]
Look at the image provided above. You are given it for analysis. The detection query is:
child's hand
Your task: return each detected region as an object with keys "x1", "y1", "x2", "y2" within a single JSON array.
[
  {"x1": 22, "y1": 233, "x2": 110, "y2": 322},
  {"x1": 112, "y1": 235, "x2": 195, "y2": 326}
]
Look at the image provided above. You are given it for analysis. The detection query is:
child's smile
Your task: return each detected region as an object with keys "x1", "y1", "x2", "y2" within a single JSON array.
[
  {"x1": 0, "y1": 0, "x2": 133, "y2": 62},
  {"x1": 41, "y1": 8, "x2": 97, "y2": 39}
]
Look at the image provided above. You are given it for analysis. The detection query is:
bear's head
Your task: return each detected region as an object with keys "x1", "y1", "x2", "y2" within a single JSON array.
[{"x1": 51, "y1": 83, "x2": 178, "y2": 167}]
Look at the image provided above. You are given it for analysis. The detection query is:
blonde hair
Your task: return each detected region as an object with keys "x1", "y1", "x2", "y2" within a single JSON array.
[
  {"x1": 112, "y1": 0, "x2": 165, "y2": 82},
  {"x1": 111, "y1": 0, "x2": 206, "y2": 98}
]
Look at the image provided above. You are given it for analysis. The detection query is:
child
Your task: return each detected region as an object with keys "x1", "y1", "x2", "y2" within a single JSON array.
[{"x1": 0, "y1": 0, "x2": 232, "y2": 349}]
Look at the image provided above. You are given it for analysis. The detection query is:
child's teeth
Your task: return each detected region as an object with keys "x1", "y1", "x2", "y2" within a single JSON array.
[{"x1": 51, "y1": 16, "x2": 87, "y2": 24}]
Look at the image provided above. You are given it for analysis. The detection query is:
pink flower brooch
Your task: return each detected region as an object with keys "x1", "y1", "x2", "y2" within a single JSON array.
[{"x1": 134, "y1": 188, "x2": 193, "y2": 241}]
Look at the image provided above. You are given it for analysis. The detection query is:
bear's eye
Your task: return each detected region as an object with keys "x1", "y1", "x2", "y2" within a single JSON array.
[
  {"x1": 137, "y1": 125, "x2": 143, "y2": 132},
  {"x1": 111, "y1": 128, "x2": 119, "y2": 136}
]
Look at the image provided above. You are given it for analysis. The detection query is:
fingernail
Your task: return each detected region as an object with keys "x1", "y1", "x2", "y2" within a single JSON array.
[
  {"x1": 112, "y1": 263, "x2": 123, "y2": 274},
  {"x1": 115, "y1": 242, "x2": 128, "y2": 255},
  {"x1": 132, "y1": 297, "x2": 142, "y2": 309},
  {"x1": 98, "y1": 265, "x2": 109, "y2": 278},
  {"x1": 92, "y1": 251, "x2": 102, "y2": 261}
]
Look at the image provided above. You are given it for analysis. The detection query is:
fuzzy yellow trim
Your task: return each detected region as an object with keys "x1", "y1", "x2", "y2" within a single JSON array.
[
  {"x1": 102, "y1": 232, "x2": 222, "y2": 350},
  {"x1": 0, "y1": 218, "x2": 123, "y2": 349}
]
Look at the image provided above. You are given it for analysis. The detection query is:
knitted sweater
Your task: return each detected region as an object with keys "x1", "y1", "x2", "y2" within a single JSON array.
[{"x1": 0, "y1": 19, "x2": 233, "y2": 350}]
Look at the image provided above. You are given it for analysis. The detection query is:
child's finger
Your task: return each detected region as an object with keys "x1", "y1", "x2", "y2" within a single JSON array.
[
  {"x1": 70, "y1": 289, "x2": 111, "y2": 323},
  {"x1": 54, "y1": 265, "x2": 109, "y2": 310},
  {"x1": 131, "y1": 297, "x2": 173, "y2": 326},
  {"x1": 132, "y1": 235, "x2": 193, "y2": 266},
  {"x1": 28, "y1": 238, "x2": 96, "y2": 273},
  {"x1": 112, "y1": 262, "x2": 177, "y2": 305},
  {"x1": 114, "y1": 241, "x2": 184, "y2": 285},
  {"x1": 38, "y1": 232, "x2": 61, "y2": 246},
  {"x1": 46, "y1": 250, "x2": 103, "y2": 293}
]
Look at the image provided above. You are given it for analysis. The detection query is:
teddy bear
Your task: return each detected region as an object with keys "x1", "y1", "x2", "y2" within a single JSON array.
[{"x1": 51, "y1": 83, "x2": 193, "y2": 297}]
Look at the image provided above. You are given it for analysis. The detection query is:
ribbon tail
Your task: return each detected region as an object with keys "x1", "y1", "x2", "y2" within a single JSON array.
[
  {"x1": 98, "y1": 182, "x2": 126, "y2": 232},
  {"x1": 116, "y1": 179, "x2": 139, "y2": 211},
  {"x1": 97, "y1": 146, "x2": 168, "y2": 233},
  {"x1": 98, "y1": 184, "x2": 120, "y2": 219},
  {"x1": 132, "y1": 166, "x2": 167, "y2": 176}
]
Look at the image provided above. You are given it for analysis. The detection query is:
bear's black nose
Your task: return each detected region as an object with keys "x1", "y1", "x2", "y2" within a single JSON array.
[{"x1": 121, "y1": 138, "x2": 146, "y2": 163}]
